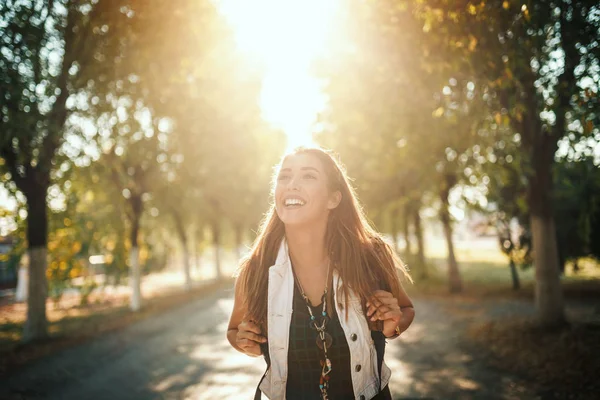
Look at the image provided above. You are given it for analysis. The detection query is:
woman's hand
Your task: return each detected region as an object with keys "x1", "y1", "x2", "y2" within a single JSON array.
[
  {"x1": 366, "y1": 290, "x2": 403, "y2": 338},
  {"x1": 235, "y1": 319, "x2": 267, "y2": 357}
]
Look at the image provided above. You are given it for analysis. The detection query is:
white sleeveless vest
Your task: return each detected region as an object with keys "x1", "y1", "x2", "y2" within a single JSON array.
[{"x1": 258, "y1": 239, "x2": 391, "y2": 400}]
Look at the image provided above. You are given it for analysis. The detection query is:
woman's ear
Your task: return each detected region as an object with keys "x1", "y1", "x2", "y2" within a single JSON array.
[{"x1": 327, "y1": 191, "x2": 342, "y2": 210}]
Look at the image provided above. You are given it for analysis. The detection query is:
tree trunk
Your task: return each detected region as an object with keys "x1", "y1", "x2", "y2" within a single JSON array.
[
  {"x1": 211, "y1": 220, "x2": 222, "y2": 280},
  {"x1": 129, "y1": 196, "x2": 143, "y2": 311},
  {"x1": 195, "y1": 241, "x2": 202, "y2": 274},
  {"x1": 439, "y1": 184, "x2": 462, "y2": 293},
  {"x1": 413, "y1": 206, "x2": 428, "y2": 279},
  {"x1": 182, "y1": 247, "x2": 192, "y2": 290},
  {"x1": 172, "y1": 209, "x2": 192, "y2": 291},
  {"x1": 22, "y1": 186, "x2": 49, "y2": 343},
  {"x1": 523, "y1": 0, "x2": 574, "y2": 326},
  {"x1": 572, "y1": 260, "x2": 580, "y2": 274},
  {"x1": 192, "y1": 224, "x2": 204, "y2": 273},
  {"x1": 528, "y1": 129, "x2": 566, "y2": 326},
  {"x1": 402, "y1": 203, "x2": 412, "y2": 258},
  {"x1": 234, "y1": 224, "x2": 243, "y2": 262},
  {"x1": 509, "y1": 258, "x2": 520, "y2": 290},
  {"x1": 390, "y1": 207, "x2": 399, "y2": 253},
  {"x1": 129, "y1": 246, "x2": 141, "y2": 311},
  {"x1": 15, "y1": 261, "x2": 28, "y2": 302},
  {"x1": 530, "y1": 214, "x2": 565, "y2": 325}
]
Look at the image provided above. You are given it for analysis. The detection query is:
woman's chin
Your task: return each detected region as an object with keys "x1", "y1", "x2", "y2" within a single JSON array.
[
  {"x1": 279, "y1": 210, "x2": 312, "y2": 226},
  {"x1": 281, "y1": 216, "x2": 309, "y2": 226}
]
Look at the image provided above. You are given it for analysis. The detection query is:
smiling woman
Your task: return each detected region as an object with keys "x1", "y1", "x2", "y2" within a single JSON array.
[
  {"x1": 216, "y1": 0, "x2": 340, "y2": 150},
  {"x1": 226, "y1": 147, "x2": 415, "y2": 400}
]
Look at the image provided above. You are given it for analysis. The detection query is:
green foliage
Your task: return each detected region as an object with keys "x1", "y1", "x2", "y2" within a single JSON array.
[
  {"x1": 316, "y1": 0, "x2": 489, "y2": 234},
  {"x1": 554, "y1": 157, "x2": 600, "y2": 268}
]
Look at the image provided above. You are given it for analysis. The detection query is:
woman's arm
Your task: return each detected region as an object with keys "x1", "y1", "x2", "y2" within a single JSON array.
[{"x1": 227, "y1": 277, "x2": 266, "y2": 356}]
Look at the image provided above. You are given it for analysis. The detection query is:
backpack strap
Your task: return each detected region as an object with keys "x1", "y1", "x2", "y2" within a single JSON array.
[{"x1": 371, "y1": 330, "x2": 386, "y2": 391}]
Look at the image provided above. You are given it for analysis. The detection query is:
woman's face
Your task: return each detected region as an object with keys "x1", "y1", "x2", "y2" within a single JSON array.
[{"x1": 274, "y1": 153, "x2": 341, "y2": 226}]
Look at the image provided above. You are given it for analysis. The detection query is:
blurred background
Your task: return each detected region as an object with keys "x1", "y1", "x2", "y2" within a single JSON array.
[{"x1": 0, "y1": 0, "x2": 599, "y2": 399}]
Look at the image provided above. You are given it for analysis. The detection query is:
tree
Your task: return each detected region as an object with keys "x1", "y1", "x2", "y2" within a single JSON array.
[
  {"x1": 101, "y1": 103, "x2": 165, "y2": 311},
  {"x1": 120, "y1": 0, "x2": 285, "y2": 281},
  {"x1": 0, "y1": 0, "x2": 130, "y2": 341},
  {"x1": 412, "y1": 0, "x2": 600, "y2": 325},
  {"x1": 317, "y1": 0, "x2": 497, "y2": 291}
]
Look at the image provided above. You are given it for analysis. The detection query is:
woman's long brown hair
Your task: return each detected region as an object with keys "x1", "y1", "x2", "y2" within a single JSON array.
[{"x1": 236, "y1": 147, "x2": 412, "y2": 331}]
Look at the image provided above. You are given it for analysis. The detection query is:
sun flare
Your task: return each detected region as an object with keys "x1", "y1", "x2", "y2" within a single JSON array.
[{"x1": 217, "y1": 0, "x2": 340, "y2": 150}]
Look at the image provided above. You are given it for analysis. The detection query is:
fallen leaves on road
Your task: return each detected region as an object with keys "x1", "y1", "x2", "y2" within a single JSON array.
[{"x1": 468, "y1": 317, "x2": 600, "y2": 399}]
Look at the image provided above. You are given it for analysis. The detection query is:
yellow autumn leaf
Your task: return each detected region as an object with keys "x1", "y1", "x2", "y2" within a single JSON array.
[
  {"x1": 432, "y1": 107, "x2": 445, "y2": 117},
  {"x1": 522, "y1": 5, "x2": 530, "y2": 21},
  {"x1": 468, "y1": 4, "x2": 477, "y2": 15},
  {"x1": 503, "y1": 1, "x2": 510, "y2": 10},
  {"x1": 106, "y1": 240, "x2": 115, "y2": 251},
  {"x1": 468, "y1": 35, "x2": 478, "y2": 52},
  {"x1": 495, "y1": 113, "x2": 502, "y2": 125},
  {"x1": 515, "y1": 110, "x2": 523, "y2": 122}
]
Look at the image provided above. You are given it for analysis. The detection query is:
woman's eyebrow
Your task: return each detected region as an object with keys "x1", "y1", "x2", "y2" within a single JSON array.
[
  {"x1": 301, "y1": 167, "x2": 320, "y2": 173},
  {"x1": 279, "y1": 167, "x2": 321, "y2": 173}
]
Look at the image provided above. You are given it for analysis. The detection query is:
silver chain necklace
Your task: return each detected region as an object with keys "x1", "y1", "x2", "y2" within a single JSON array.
[{"x1": 291, "y1": 260, "x2": 333, "y2": 400}]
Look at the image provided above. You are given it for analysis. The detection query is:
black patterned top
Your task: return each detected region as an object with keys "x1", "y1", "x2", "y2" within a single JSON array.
[{"x1": 286, "y1": 282, "x2": 355, "y2": 399}]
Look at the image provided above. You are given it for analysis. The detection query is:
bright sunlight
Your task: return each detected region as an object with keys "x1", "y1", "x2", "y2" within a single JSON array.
[{"x1": 217, "y1": 0, "x2": 340, "y2": 150}]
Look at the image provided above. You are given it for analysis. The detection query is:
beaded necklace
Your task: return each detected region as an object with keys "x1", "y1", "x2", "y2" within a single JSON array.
[{"x1": 291, "y1": 260, "x2": 332, "y2": 400}]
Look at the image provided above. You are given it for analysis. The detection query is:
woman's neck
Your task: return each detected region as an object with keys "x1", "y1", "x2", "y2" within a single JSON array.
[{"x1": 285, "y1": 223, "x2": 328, "y2": 273}]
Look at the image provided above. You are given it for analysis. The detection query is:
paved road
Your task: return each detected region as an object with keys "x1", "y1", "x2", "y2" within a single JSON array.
[{"x1": 1, "y1": 285, "x2": 537, "y2": 400}]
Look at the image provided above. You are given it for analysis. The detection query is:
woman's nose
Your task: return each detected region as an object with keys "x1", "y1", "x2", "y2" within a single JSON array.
[{"x1": 288, "y1": 176, "x2": 301, "y2": 190}]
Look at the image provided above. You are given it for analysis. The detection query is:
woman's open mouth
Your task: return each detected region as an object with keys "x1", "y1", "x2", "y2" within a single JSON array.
[{"x1": 284, "y1": 198, "x2": 306, "y2": 208}]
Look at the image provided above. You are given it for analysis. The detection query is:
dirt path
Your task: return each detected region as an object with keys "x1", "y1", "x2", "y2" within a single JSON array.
[{"x1": 0, "y1": 287, "x2": 541, "y2": 400}]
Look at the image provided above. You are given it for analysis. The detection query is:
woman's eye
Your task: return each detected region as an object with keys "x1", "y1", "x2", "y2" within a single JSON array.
[
  {"x1": 277, "y1": 175, "x2": 290, "y2": 181},
  {"x1": 303, "y1": 174, "x2": 316, "y2": 180}
]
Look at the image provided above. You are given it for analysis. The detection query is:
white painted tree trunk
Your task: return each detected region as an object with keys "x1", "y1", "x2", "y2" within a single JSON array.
[
  {"x1": 214, "y1": 245, "x2": 222, "y2": 280},
  {"x1": 129, "y1": 246, "x2": 142, "y2": 311},
  {"x1": 22, "y1": 246, "x2": 48, "y2": 342},
  {"x1": 15, "y1": 264, "x2": 28, "y2": 302},
  {"x1": 531, "y1": 215, "x2": 565, "y2": 326},
  {"x1": 183, "y1": 249, "x2": 192, "y2": 291}
]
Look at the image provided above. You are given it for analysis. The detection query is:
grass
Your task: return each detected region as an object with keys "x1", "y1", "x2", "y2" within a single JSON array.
[{"x1": 407, "y1": 237, "x2": 600, "y2": 300}]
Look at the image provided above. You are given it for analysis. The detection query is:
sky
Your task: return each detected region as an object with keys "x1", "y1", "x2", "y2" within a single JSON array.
[{"x1": 216, "y1": 0, "x2": 339, "y2": 150}]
